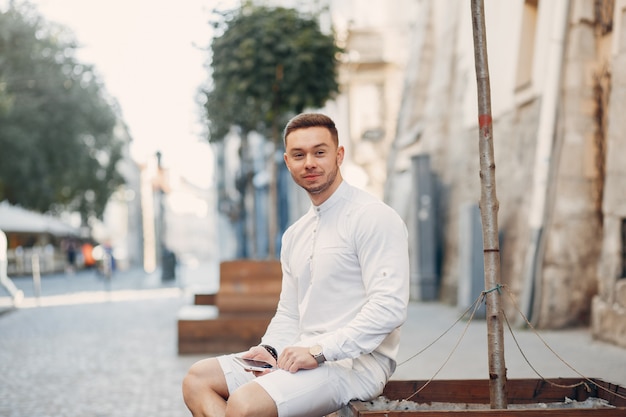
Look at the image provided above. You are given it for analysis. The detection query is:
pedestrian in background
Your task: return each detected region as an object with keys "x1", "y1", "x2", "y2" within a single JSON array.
[
  {"x1": 65, "y1": 239, "x2": 77, "y2": 273},
  {"x1": 182, "y1": 113, "x2": 410, "y2": 417},
  {"x1": 0, "y1": 228, "x2": 24, "y2": 307}
]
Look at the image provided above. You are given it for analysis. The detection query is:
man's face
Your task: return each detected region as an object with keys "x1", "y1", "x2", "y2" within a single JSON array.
[{"x1": 283, "y1": 126, "x2": 344, "y2": 205}]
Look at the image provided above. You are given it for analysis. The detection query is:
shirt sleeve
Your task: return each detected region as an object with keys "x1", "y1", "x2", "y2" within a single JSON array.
[
  {"x1": 315, "y1": 202, "x2": 410, "y2": 361},
  {"x1": 260, "y1": 230, "x2": 301, "y2": 354}
]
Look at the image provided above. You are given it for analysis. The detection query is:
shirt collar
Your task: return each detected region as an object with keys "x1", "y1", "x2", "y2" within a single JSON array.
[{"x1": 312, "y1": 180, "x2": 347, "y2": 215}]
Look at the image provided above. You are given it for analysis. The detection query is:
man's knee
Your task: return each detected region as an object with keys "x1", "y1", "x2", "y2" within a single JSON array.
[
  {"x1": 182, "y1": 366, "x2": 199, "y2": 399},
  {"x1": 182, "y1": 359, "x2": 228, "y2": 403},
  {"x1": 183, "y1": 360, "x2": 203, "y2": 390},
  {"x1": 182, "y1": 363, "x2": 202, "y2": 408},
  {"x1": 226, "y1": 383, "x2": 278, "y2": 417}
]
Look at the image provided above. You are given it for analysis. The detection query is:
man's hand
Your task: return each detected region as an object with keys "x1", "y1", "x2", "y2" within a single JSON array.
[
  {"x1": 277, "y1": 346, "x2": 318, "y2": 373},
  {"x1": 242, "y1": 346, "x2": 277, "y2": 377}
]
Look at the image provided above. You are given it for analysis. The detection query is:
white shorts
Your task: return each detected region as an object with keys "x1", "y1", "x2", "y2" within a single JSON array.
[{"x1": 217, "y1": 352, "x2": 393, "y2": 417}]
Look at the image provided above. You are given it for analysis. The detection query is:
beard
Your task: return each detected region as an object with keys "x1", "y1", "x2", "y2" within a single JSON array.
[{"x1": 293, "y1": 163, "x2": 339, "y2": 196}]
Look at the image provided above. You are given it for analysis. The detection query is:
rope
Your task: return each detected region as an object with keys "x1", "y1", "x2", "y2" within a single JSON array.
[
  {"x1": 401, "y1": 294, "x2": 484, "y2": 401},
  {"x1": 501, "y1": 308, "x2": 588, "y2": 390},
  {"x1": 502, "y1": 285, "x2": 626, "y2": 401},
  {"x1": 396, "y1": 297, "x2": 478, "y2": 367},
  {"x1": 396, "y1": 284, "x2": 626, "y2": 402}
]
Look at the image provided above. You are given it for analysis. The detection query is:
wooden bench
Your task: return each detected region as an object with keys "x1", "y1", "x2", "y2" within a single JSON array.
[
  {"x1": 193, "y1": 293, "x2": 217, "y2": 305},
  {"x1": 177, "y1": 259, "x2": 282, "y2": 354},
  {"x1": 216, "y1": 260, "x2": 282, "y2": 313}
]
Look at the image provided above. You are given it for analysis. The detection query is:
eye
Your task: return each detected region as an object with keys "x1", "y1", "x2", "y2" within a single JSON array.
[{"x1": 316, "y1": 150, "x2": 325, "y2": 156}]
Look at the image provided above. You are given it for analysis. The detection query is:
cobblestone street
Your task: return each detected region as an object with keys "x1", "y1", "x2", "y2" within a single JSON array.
[{"x1": 0, "y1": 265, "x2": 214, "y2": 417}]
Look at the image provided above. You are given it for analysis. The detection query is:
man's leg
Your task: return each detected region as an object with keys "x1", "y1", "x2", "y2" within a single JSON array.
[
  {"x1": 0, "y1": 261, "x2": 23, "y2": 306},
  {"x1": 226, "y1": 381, "x2": 278, "y2": 417},
  {"x1": 182, "y1": 356, "x2": 278, "y2": 417}
]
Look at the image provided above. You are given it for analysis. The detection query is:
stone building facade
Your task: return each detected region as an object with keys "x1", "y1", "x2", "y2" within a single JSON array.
[
  {"x1": 593, "y1": 0, "x2": 626, "y2": 348},
  {"x1": 384, "y1": 0, "x2": 626, "y2": 346}
]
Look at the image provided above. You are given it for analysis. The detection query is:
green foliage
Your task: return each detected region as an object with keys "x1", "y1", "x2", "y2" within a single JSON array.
[
  {"x1": 204, "y1": 4, "x2": 341, "y2": 141},
  {"x1": 0, "y1": 2, "x2": 125, "y2": 221}
]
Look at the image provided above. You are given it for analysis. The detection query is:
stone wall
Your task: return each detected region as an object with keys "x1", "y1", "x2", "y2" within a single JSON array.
[
  {"x1": 533, "y1": 1, "x2": 606, "y2": 328},
  {"x1": 592, "y1": 0, "x2": 626, "y2": 348},
  {"x1": 391, "y1": 0, "x2": 626, "y2": 334}
]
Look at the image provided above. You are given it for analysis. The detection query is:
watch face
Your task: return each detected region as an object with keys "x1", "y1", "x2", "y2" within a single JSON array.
[{"x1": 310, "y1": 345, "x2": 322, "y2": 356}]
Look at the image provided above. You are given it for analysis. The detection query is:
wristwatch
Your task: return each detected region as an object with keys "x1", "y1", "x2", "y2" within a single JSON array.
[{"x1": 309, "y1": 344, "x2": 326, "y2": 365}]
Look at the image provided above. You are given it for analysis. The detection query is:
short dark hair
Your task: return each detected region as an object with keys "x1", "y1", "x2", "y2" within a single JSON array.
[{"x1": 283, "y1": 113, "x2": 339, "y2": 146}]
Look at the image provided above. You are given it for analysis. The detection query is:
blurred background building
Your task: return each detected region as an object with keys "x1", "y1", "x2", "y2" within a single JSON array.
[
  {"x1": 377, "y1": 0, "x2": 625, "y2": 348},
  {"x1": 213, "y1": 0, "x2": 626, "y2": 348}
]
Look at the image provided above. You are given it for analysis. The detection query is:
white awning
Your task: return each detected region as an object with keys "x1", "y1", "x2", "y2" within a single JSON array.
[{"x1": 0, "y1": 201, "x2": 80, "y2": 236}]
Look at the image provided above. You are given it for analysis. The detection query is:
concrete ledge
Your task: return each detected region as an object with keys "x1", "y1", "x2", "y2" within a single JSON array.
[{"x1": 177, "y1": 305, "x2": 219, "y2": 320}]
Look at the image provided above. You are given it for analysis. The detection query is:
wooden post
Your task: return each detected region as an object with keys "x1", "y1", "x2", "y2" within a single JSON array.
[{"x1": 470, "y1": 0, "x2": 508, "y2": 409}]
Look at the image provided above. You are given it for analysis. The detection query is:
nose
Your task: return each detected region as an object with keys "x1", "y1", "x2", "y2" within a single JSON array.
[{"x1": 304, "y1": 153, "x2": 316, "y2": 169}]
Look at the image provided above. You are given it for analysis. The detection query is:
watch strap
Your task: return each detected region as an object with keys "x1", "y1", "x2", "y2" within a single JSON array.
[{"x1": 260, "y1": 344, "x2": 278, "y2": 361}]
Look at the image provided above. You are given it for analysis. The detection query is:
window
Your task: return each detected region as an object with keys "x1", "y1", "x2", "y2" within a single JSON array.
[{"x1": 515, "y1": 0, "x2": 539, "y2": 90}]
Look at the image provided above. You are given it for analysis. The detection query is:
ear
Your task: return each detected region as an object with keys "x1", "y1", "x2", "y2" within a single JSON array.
[
  {"x1": 283, "y1": 153, "x2": 291, "y2": 171},
  {"x1": 336, "y1": 146, "x2": 345, "y2": 166}
]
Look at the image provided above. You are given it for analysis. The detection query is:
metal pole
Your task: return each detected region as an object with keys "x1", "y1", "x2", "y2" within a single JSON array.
[
  {"x1": 470, "y1": 0, "x2": 508, "y2": 409},
  {"x1": 32, "y1": 253, "x2": 41, "y2": 302}
]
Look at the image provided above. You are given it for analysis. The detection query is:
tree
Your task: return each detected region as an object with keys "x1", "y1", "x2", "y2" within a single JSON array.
[
  {"x1": 206, "y1": 4, "x2": 340, "y2": 141},
  {"x1": 471, "y1": 0, "x2": 507, "y2": 408},
  {"x1": 0, "y1": 2, "x2": 125, "y2": 222},
  {"x1": 204, "y1": 4, "x2": 341, "y2": 256}
]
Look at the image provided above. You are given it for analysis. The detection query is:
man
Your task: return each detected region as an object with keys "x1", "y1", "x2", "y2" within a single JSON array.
[{"x1": 183, "y1": 113, "x2": 409, "y2": 417}]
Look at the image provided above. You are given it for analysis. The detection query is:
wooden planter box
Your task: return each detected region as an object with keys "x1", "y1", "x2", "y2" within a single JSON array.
[{"x1": 344, "y1": 379, "x2": 626, "y2": 416}]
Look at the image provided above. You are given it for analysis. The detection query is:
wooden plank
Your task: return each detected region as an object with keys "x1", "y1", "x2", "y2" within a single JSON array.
[
  {"x1": 218, "y1": 279, "x2": 282, "y2": 295},
  {"x1": 347, "y1": 407, "x2": 626, "y2": 416},
  {"x1": 383, "y1": 379, "x2": 626, "y2": 406},
  {"x1": 592, "y1": 379, "x2": 626, "y2": 407},
  {"x1": 219, "y1": 259, "x2": 282, "y2": 284},
  {"x1": 344, "y1": 379, "x2": 626, "y2": 416},
  {"x1": 194, "y1": 293, "x2": 217, "y2": 305},
  {"x1": 178, "y1": 314, "x2": 272, "y2": 340},
  {"x1": 178, "y1": 339, "x2": 260, "y2": 355},
  {"x1": 216, "y1": 293, "x2": 279, "y2": 314},
  {"x1": 177, "y1": 313, "x2": 272, "y2": 354},
  {"x1": 382, "y1": 379, "x2": 606, "y2": 404},
  {"x1": 216, "y1": 260, "x2": 282, "y2": 313}
]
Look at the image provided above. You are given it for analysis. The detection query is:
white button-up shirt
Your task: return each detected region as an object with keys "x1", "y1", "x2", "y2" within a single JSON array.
[{"x1": 262, "y1": 181, "x2": 410, "y2": 364}]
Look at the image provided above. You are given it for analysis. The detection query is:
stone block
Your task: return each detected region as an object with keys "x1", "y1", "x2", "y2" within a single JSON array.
[
  {"x1": 591, "y1": 296, "x2": 626, "y2": 348},
  {"x1": 616, "y1": 279, "x2": 626, "y2": 308}
]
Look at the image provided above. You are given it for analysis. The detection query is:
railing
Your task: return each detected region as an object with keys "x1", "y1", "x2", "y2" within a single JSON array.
[{"x1": 6, "y1": 247, "x2": 71, "y2": 275}]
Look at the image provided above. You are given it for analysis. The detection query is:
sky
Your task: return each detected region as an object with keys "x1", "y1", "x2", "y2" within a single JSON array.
[{"x1": 25, "y1": 0, "x2": 223, "y2": 186}]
